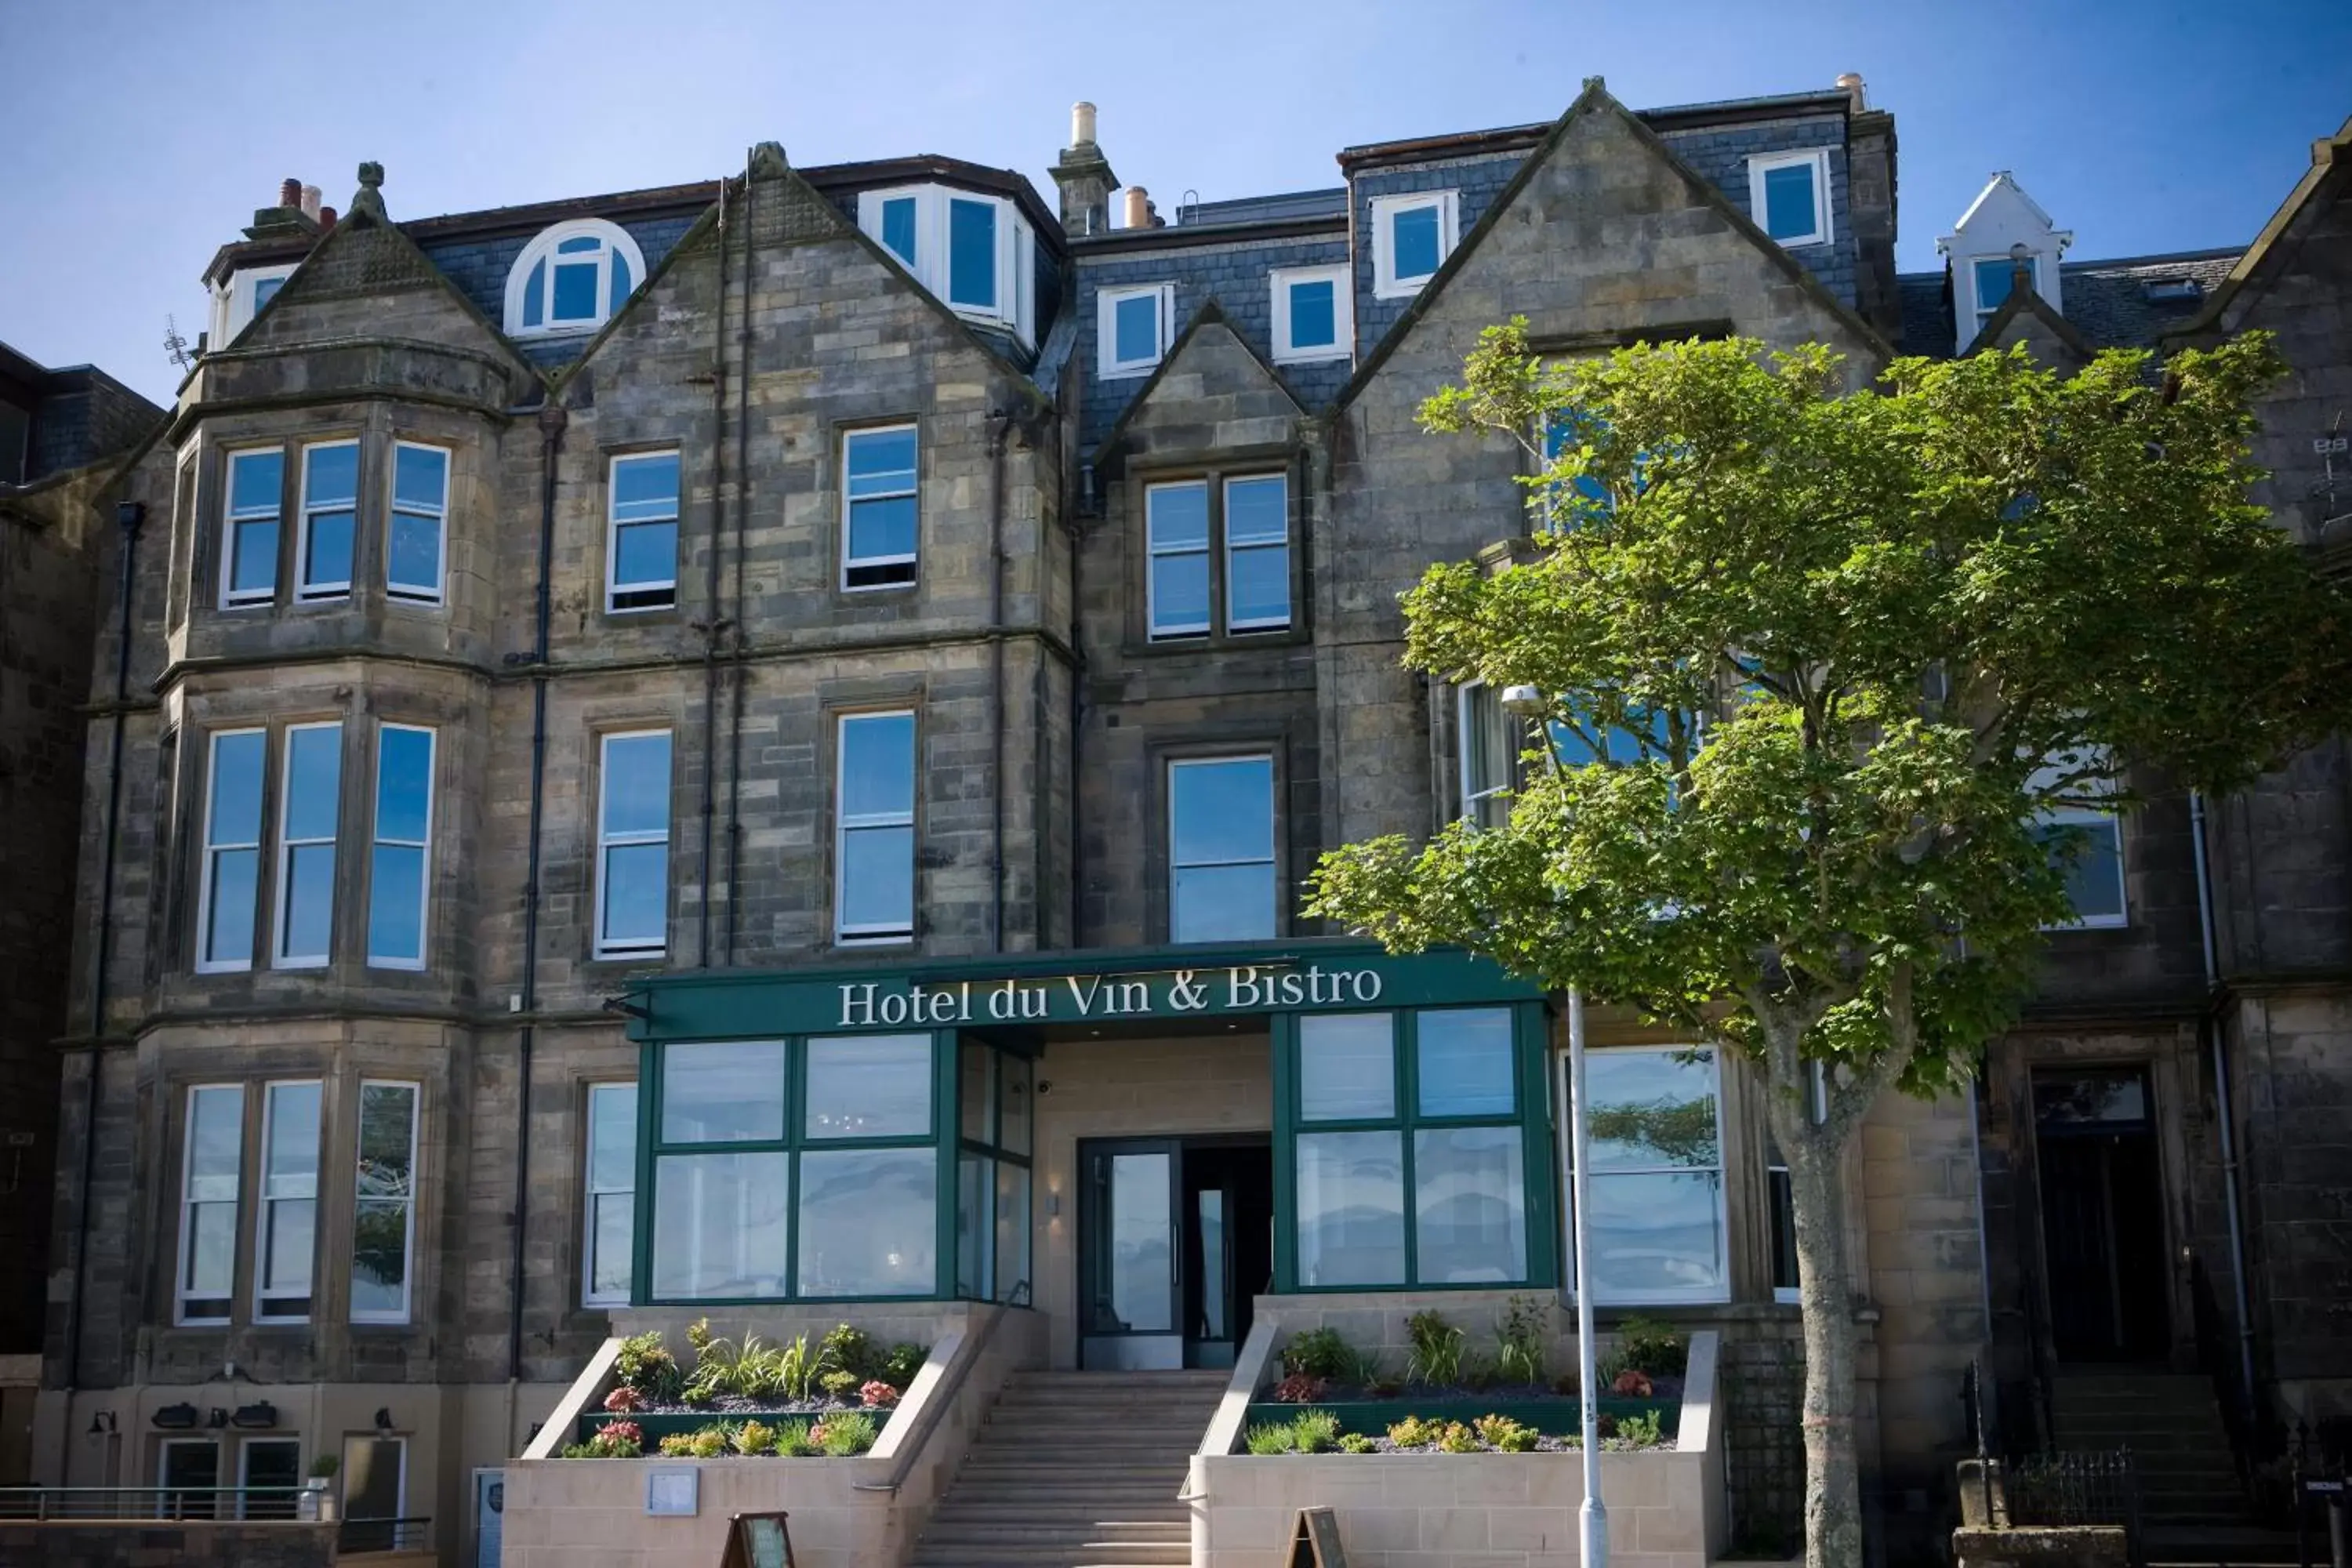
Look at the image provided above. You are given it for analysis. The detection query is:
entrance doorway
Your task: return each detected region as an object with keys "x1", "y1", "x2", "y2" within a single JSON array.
[
  {"x1": 2034, "y1": 1066, "x2": 2170, "y2": 1362},
  {"x1": 1079, "y1": 1135, "x2": 1273, "y2": 1370}
]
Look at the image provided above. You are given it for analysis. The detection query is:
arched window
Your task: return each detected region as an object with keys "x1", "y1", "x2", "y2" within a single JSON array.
[{"x1": 504, "y1": 220, "x2": 646, "y2": 337}]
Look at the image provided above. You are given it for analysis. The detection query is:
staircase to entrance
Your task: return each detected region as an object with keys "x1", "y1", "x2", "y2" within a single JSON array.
[
  {"x1": 913, "y1": 1370, "x2": 1225, "y2": 1568},
  {"x1": 2049, "y1": 1371, "x2": 2249, "y2": 1532}
]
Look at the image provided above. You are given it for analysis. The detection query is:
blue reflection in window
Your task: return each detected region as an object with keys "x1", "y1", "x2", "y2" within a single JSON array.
[
  {"x1": 604, "y1": 734, "x2": 673, "y2": 837},
  {"x1": 1170, "y1": 756, "x2": 1276, "y2": 942},
  {"x1": 880, "y1": 198, "x2": 917, "y2": 267},
  {"x1": 1762, "y1": 162, "x2": 1817, "y2": 241},
  {"x1": 609, "y1": 252, "x2": 633, "y2": 314},
  {"x1": 1114, "y1": 292, "x2": 1160, "y2": 365},
  {"x1": 1416, "y1": 1008, "x2": 1515, "y2": 1117},
  {"x1": 948, "y1": 198, "x2": 996, "y2": 308},
  {"x1": 1288, "y1": 279, "x2": 1335, "y2": 348},
  {"x1": 1391, "y1": 205, "x2": 1441, "y2": 281},
  {"x1": 553, "y1": 261, "x2": 599, "y2": 321},
  {"x1": 521, "y1": 260, "x2": 546, "y2": 328}
]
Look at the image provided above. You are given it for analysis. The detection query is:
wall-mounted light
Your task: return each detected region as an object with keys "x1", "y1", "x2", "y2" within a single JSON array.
[
  {"x1": 1044, "y1": 1192, "x2": 1062, "y2": 1218},
  {"x1": 373, "y1": 1408, "x2": 396, "y2": 1436},
  {"x1": 206, "y1": 1407, "x2": 230, "y2": 1429},
  {"x1": 85, "y1": 1412, "x2": 118, "y2": 1437}
]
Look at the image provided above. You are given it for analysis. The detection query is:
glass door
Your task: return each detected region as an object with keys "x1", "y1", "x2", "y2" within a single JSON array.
[{"x1": 1079, "y1": 1139, "x2": 1180, "y2": 1369}]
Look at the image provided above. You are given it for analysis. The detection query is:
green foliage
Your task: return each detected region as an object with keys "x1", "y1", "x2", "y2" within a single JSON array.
[
  {"x1": 688, "y1": 1330, "x2": 790, "y2": 1399},
  {"x1": 307, "y1": 1454, "x2": 339, "y2": 1480},
  {"x1": 1387, "y1": 1414, "x2": 1439, "y2": 1448},
  {"x1": 1246, "y1": 1409, "x2": 1342, "y2": 1454},
  {"x1": 777, "y1": 1334, "x2": 829, "y2": 1402},
  {"x1": 819, "y1": 1370, "x2": 863, "y2": 1400},
  {"x1": 820, "y1": 1323, "x2": 879, "y2": 1382},
  {"x1": 771, "y1": 1421, "x2": 820, "y2": 1457},
  {"x1": 1608, "y1": 1409, "x2": 1667, "y2": 1450},
  {"x1": 879, "y1": 1342, "x2": 927, "y2": 1388},
  {"x1": 657, "y1": 1433, "x2": 697, "y2": 1457},
  {"x1": 1613, "y1": 1316, "x2": 1688, "y2": 1377},
  {"x1": 1494, "y1": 1296, "x2": 1550, "y2": 1387},
  {"x1": 1435, "y1": 1421, "x2": 1482, "y2": 1454},
  {"x1": 732, "y1": 1421, "x2": 775, "y2": 1456},
  {"x1": 614, "y1": 1330, "x2": 681, "y2": 1401},
  {"x1": 1338, "y1": 1433, "x2": 1379, "y2": 1454},
  {"x1": 1475, "y1": 1414, "x2": 1540, "y2": 1452},
  {"x1": 1281, "y1": 1327, "x2": 1354, "y2": 1380},
  {"x1": 815, "y1": 1411, "x2": 878, "y2": 1457},
  {"x1": 563, "y1": 1421, "x2": 644, "y2": 1459},
  {"x1": 685, "y1": 1427, "x2": 728, "y2": 1458},
  {"x1": 1244, "y1": 1420, "x2": 1299, "y2": 1455},
  {"x1": 1404, "y1": 1311, "x2": 1465, "y2": 1388}
]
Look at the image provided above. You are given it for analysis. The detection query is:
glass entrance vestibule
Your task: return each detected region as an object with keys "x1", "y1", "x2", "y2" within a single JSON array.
[{"x1": 620, "y1": 942, "x2": 1555, "y2": 1316}]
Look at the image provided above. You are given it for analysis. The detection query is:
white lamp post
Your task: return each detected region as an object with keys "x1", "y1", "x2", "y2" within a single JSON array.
[{"x1": 1500, "y1": 684, "x2": 1607, "y2": 1567}]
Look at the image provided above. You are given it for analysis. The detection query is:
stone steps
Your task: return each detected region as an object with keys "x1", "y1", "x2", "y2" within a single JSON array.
[
  {"x1": 2045, "y1": 1373, "x2": 2249, "y2": 1528},
  {"x1": 912, "y1": 1369, "x2": 1223, "y2": 1568}
]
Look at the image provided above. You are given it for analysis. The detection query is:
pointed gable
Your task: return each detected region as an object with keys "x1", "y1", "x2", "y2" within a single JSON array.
[
  {"x1": 1965, "y1": 278, "x2": 2092, "y2": 371},
  {"x1": 1936, "y1": 172, "x2": 2074, "y2": 355},
  {"x1": 1097, "y1": 301, "x2": 1304, "y2": 467}
]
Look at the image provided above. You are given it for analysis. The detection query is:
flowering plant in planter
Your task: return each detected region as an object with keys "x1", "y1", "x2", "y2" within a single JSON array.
[{"x1": 858, "y1": 1380, "x2": 901, "y2": 1409}]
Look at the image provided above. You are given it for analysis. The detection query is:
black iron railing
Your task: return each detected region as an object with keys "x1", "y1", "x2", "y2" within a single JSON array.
[
  {"x1": 2006, "y1": 1450, "x2": 2146, "y2": 1568},
  {"x1": 0, "y1": 1486, "x2": 310, "y2": 1521},
  {"x1": 339, "y1": 1515, "x2": 431, "y2": 1553}
]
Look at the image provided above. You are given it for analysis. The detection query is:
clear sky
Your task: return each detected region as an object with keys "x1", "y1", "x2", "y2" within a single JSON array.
[{"x1": 4, "y1": 0, "x2": 2346, "y2": 405}]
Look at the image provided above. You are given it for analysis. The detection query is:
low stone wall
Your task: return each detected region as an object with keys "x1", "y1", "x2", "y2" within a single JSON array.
[
  {"x1": 1189, "y1": 1330, "x2": 1727, "y2": 1568},
  {"x1": 0, "y1": 1520, "x2": 336, "y2": 1568},
  {"x1": 1952, "y1": 1523, "x2": 2127, "y2": 1567}
]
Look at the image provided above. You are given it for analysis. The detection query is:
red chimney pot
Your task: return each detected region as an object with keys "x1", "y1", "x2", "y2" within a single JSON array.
[{"x1": 279, "y1": 177, "x2": 303, "y2": 209}]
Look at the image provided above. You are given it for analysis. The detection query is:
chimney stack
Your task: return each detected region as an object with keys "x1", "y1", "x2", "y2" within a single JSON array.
[
  {"x1": 1836, "y1": 72, "x2": 1867, "y2": 111},
  {"x1": 299, "y1": 183, "x2": 322, "y2": 220},
  {"x1": 1122, "y1": 186, "x2": 1151, "y2": 230},
  {"x1": 1049, "y1": 100, "x2": 1120, "y2": 238},
  {"x1": 278, "y1": 177, "x2": 303, "y2": 209},
  {"x1": 319, "y1": 205, "x2": 337, "y2": 230}
]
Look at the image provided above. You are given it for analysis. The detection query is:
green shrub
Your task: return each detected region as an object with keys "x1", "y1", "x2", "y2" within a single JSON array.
[
  {"x1": 1474, "y1": 1414, "x2": 1539, "y2": 1453},
  {"x1": 1244, "y1": 1421, "x2": 1298, "y2": 1455},
  {"x1": 1610, "y1": 1409, "x2": 1666, "y2": 1449},
  {"x1": 1458, "y1": 1351, "x2": 1497, "y2": 1392},
  {"x1": 1291, "y1": 1410, "x2": 1342, "y2": 1454},
  {"x1": 615, "y1": 1330, "x2": 681, "y2": 1400},
  {"x1": 771, "y1": 1421, "x2": 819, "y2": 1457},
  {"x1": 816, "y1": 1410, "x2": 878, "y2": 1457},
  {"x1": 1494, "y1": 1295, "x2": 1549, "y2": 1386},
  {"x1": 1338, "y1": 1433, "x2": 1377, "y2": 1454},
  {"x1": 686, "y1": 1428, "x2": 728, "y2": 1459},
  {"x1": 1387, "y1": 1414, "x2": 1439, "y2": 1448},
  {"x1": 819, "y1": 1370, "x2": 862, "y2": 1399},
  {"x1": 1435, "y1": 1421, "x2": 1480, "y2": 1454},
  {"x1": 879, "y1": 1342, "x2": 927, "y2": 1388},
  {"x1": 778, "y1": 1334, "x2": 830, "y2": 1402},
  {"x1": 820, "y1": 1323, "x2": 879, "y2": 1383},
  {"x1": 733, "y1": 1421, "x2": 775, "y2": 1456},
  {"x1": 1404, "y1": 1311, "x2": 1465, "y2": 1388},
  {"x1": 1612, "y1": 1316, "x2": 1687, "y2": 1377},
  {"x1": 1281, "y1": 1327, "x2": 1352, "y2": 1380},
  {"x1": 656, "y1": 1432, "x2": 697, "y2": 1457}
]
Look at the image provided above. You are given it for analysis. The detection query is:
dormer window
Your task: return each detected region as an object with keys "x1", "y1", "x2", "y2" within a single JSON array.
[
  {"x1": 1370, "y1": 191, "x2": 1457, "y2": 299},
  {"x1": 211, "y1": 264, "x2": 299, "y2": 346},
  {"x1": 1748, "y1": 150, "x2": 1832, "y2": 248},
  {"x1": 856, "y1": 186, "x2": 1037, "y2": 347},
  {"x1": 1972, "y1": 254, "x2": 2040, "y2": 330},
  {"x1": 505, "y1": 220, "x2": 646, "y2": 338}
]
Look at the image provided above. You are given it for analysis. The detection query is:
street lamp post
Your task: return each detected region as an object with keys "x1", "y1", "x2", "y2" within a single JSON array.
[{"x1": 1500, "y1": 684, "x2": 1606, "y2": 1566}]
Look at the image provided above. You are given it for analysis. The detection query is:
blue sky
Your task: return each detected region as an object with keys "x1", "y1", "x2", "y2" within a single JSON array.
[{"x1": 4, "y1": 0, "x2": 2346, "y2": 405}]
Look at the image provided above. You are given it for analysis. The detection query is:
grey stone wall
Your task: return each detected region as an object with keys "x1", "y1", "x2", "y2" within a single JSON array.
[{"x1": 0, "y1": 1521, "x2": 336, "y2": 1568}]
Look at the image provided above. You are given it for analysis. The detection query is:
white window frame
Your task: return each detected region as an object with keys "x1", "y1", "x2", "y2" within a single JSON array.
[
  {"x1": 212, "y1": 263, "x2": 299, "y2": 346},
  {"x1": 855, "y1": 186, "x2": 1036, "y2": 346},
  {"x1": 197, "y1": 728, "x2": 267, "y2": 975},
  {"x1": 594, "y1": 729, "x2": 673, "y2": 959},
  {"x1": 1221, "y1": 473, "x2": 1291, "y2": 633},
  {"x1": 176, "y1": 1083, "x2": 245, "y2": 1327},
  {"x1": 384, "y1": 441, "x2": 449, "y2": 605},
  {"x1": 840, "y1": 424, "x2": 920, "y2": 590},
  {"x1": 1971, "y1": 253, "x2": 2042, "y2": 328},
  {"x1": 605, "y1": 450, "x2": 681, "y2": 613},
  {"x1": 1370, "y1": 190, "x2": 1458, "y2": 299},
  {"x1": 220, "y1": 448, "x2": 283, "y2": 608},
  {"x1": 294, "y1": 440, "x2": 359, "y2": 603},
  {"x1": 366, "y1": 724, "x2": 435, "y2": 970},
  {"x1": 253, "y1": 1080, "x2": 321, "y2": 1323},
  {"x1": 1145, "y1": 480, "x2": 1211, "y2": 641},
  {"x1": 1747, "y1": 149, "x2": 1833, "y2": 249},
  {"x1": 834, "y1": 710, "x2": 918, "y2": 945},
  {"x1": 1270, "y1": 264, "x2": 1353, "y2": 364},
  {"x1": 1457, "y1": 681, "x2": 1516, "y2": 828},
  {"x1": 1765, "y1": 1062, "x2": 1828, "y2": 1305},
  {"x1": 350, "y1": 1080, "x2": 420, "y2": 1326},
  {"x1": 1167, "y1": 754, "x2": 1278, "y2": 943},
  {"x1": 270, "y1": 721, "x2": 342, "y2": 969},
  {"x1": 582, "y1": 1081, "x2": 638, "y2": 1308},
  {"x1": 2032, "y1": 745, "x2": 2127, "y2": 931},
  {"x1": 1560, "y1": 1044, "x2": 1732, "y2": 1307},
  {"x1": 503, "y1": 219, "x2": 647, "y2": 339},
  {"x1": 1098, "y1": 282, "x2": 1176, "y2": 378}
]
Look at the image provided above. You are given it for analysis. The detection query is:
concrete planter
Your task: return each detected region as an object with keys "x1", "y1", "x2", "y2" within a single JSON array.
[{"x1": 499, "y1": 1455, "x2": 896, "y2": 1568}]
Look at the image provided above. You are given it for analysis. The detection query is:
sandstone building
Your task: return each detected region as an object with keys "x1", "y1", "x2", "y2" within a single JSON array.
[{"x1": 18, "y1": 77, "x2": 2348, "y2": 1566}]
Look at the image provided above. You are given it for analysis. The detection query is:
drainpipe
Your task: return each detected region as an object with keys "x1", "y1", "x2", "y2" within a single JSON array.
[
  {"x1": 509, "y1": 405, "x2": 566, "y2": 1385},
  {"x1": 2190, "y1": 789, "x2": 2259, "y2": 1413},
  {"x1": 986, "y1": 412, "x2": 1010, "y2": 951},
  {"x1": 698, "y1": 170, "x2": 730, "y2": 967},
  {"x1": 723, "y1": 148, "x2": 753, "y2": 964},
  {"x1": 64, "y1": 496, "x2": 143, "y2": 1396}
]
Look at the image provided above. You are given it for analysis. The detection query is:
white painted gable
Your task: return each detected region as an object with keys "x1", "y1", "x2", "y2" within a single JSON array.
[{"x1": 1936, "y1": 172, "x2": 2074, "y2": 354}]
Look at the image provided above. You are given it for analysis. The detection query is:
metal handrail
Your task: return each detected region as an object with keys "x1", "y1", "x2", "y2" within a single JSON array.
[
  {"x1": 0, "y1": 1485, "x2": 312, "y2": 1521},
  {"x1": 339, "y1": 1515, "x2": 432, "y2": 1552}
]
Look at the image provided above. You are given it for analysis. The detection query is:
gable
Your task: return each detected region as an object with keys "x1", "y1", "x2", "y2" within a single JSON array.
[
  {"x1": 2172, "y1": 114, "x2": 2351, "y2": 344},
  {"x1": 1098, "y1": 306, "x2": 1303, "y2": 466},
  {"x1": 1339, "y1": 82, "x2": 1889, "y2": 417}
]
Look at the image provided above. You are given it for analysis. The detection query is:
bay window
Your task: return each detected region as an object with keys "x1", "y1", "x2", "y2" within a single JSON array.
[
  {"x1": 351, "y1": 1081, "x2": 419, "y2": 1323},
  {"x1": 385, "y1": 443, "x2": 448, "y2": 603},
  {"x1": 255, "y1": 1080, "x2": 321, "y2": 1322},
  {"x1": 1287, "y1": 1007, "x2": 1544, "y2": 1289},
  {"x1": 1568, "y1": 1045, "x2": 1729, "y2": 1304},
  {"x1": 366, "y1": 724, "x2": 434, "y2": 967},
  {"x1": 854, "y1": 185, "x2": 1036, "y2": 345},
  {"x1": 273, "y1": 723, "x2": 343, "y2": 967},
  {"x1": 176, "y1": 1084, "x2": 245, "y2": 1325},
  {"x1": 296, "y1": 441, "x2": 358, "y2": 601},
  {"x1": 198, "y1": 729, "x2": 267, "y2": 971}
]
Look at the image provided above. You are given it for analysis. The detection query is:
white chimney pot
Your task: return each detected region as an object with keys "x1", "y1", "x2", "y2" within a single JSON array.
[
  {"x1": 300, "y1": 183, "x2": 323, "y2": 220},
  {"x1": 1071, "y1": 101, "x2": 1098, "y2": 147}
]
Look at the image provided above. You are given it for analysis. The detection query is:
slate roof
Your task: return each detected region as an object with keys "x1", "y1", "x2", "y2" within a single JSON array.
[
  {"x1": 1893, "y1": 247, "x2": 2241, "y2": 359},
  {"x1": 1175, "y1": 189, "x2": 1348, "y2": 225}
]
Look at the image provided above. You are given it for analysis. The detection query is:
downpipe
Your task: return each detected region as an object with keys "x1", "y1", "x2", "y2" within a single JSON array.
[{"x1": 2190, "y1": 789, "x2": 2259, "y2": 1414}]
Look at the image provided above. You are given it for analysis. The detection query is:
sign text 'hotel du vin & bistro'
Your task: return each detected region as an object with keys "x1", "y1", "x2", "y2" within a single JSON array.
[{"x1": 835, "y1": 964, "x2": 1388, "y2": 1029}]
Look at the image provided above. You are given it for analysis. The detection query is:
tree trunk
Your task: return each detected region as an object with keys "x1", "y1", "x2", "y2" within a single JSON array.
[{"x1": 1786, "y1": 1129, "x2": 1865, "y2": 1568}]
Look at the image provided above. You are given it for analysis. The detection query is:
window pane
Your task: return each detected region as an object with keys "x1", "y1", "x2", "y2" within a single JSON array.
[
  {"x1": 188, "y1": 1087, "x2": 244, "y2": 1197},
  {"x1": 553, "y1": 260, "x2": 599, "y2": 320},
  {"x1": 652, "y1": 1150, "x2": 790, "y2": 1299},
  {"x1": 848, "y1": 495, "x2": 916, "y2": 562},
  {"x1": 845, "y1": 428, "x2": 918, "y2": 495},
  {"x1": 661, "y1": 1039, "x2": 786, "y2": 1143},
  {"x1": 1391, "y1": 204, "x2": 1441, "y2": 280},
  {"x1": 602, "y1": 734, "x2": 672, "y2": 835},
  {"x1": 367, "y1": 844, "x2": 424, "y2": 962},
  {"x1": 881, "y1": 198, "x2": 917, "y2": 267},
  {"x1": 995, "y1": 1160, "x2": 1030, "y2": 1303},
  {"x1": 1171, "y1": 863, "x2": 1276, "y2": 943},
  {"x1": 2036, "y1": 818, "x2": 2125, "y2": 924},
  {"x1": 592, "y1": 1191, "x2": 634, "y2": 1298},
  {"x1": 1225, "y1": 476, "x2": 1287, "y2": 544},
  {"x1": 840, "y1": 826, "x2": 915, "y2": 931},
  {"x1": 351, "y1": 1201, "x2": 409, "y2": 1316},
  {"x1": 797, "y1": 1146, "x2": 937, "y2": 1296},
  {"x1": 841, "y1": 713, "x2": 916, "y2": 816},
  {"x1": 1288, "y1": 278, "x2": 1336, "y2": 348},
  {"x1": 998, "y1": 1054, "x2": 1032, "y2": 1157},
  {"x1": 1586, "y1": 1170, "x2": 1725, "y2": 1299},
  {"x1": 1226, "y1": 545, "x2": 1290, "y2": 628},
  {"x1": 522, "y1": 260, "x2": 545, "y2": 328},
  {"x1": 948, "y1": 199, "x2": 997, "y2": 307},
  {"x1": 1146, "y1": 482, "x2": 1208, "y2": 548},
  {"x1": 230, "y1": 450, "x2": 284, "y2": 514},
  {"x1": 1767, "y1": 1163, "x2": 1798, "y2": 1294},
  {"x1": 1762, "y1": 163, "x2": 1816, "y2": 241},
  {"x1": 241, "y1": 1440, "x2": 301, "y2": 1519},
  {"x1": 388, "y1": 510, "x2": 440, "y2": 590},
  {"x1": 205, "y1": 848, "x2": 258, "y2": 964},
  {"x1": 357, "y1": 1084, "x2": 416, "y2": 1198},
  {"x1": 187, "y1": 1203, "x2": 237, "y2": 1296},
  {"x1": 1586, "y1": 1048, "x2": 1719, "y2": 1171},
  {"x1": 252, "y1": 276, "x2": 285, "y2": 312},
  {"x1": 1105, "y1": 1150, "x2": 1171, "y2": 1330},
  {"x1": 1298, "y1": 1012, "x2": 1395, "y2": 1122},
  {"x1": 1150, "y1": 554, "x2": 1210, "y2": 634},
  {"x1": 601, "y1": 842, "x2": 668, "y2": 947},
  {"x1": 262, "y1": 1196, "x2": 315, "y2": 1294},
  {"x1": 960, "y1": 1041, "x2": 994, "y2": 1144},
  {"x1": 589, "y1": 1083, "x2": 639, "y2": 1189},
  {"x1": 1976, "y1": 257, "x2": 2016, "y2": 315},
  {"x1": 1114, "y1": 292, "x2": 1159, "y2": 363},
  {"x1": 285, "y1": 724, "x2": 342, "y2": 840},
  {"x1": 281, "y1": 843, "x2": 336, "y2": 960},
  {"x1": 1416, "y1": 1008, "x2": 1515, "y2": 1118},
  {"x1": 263, "y1": 1083, "x2": 321, "y2": 1196},
  {"x1": 210, "y1": 731, "x2": 266, "y2": 841},
  {"x1": 804, "y1": 1033, "x2": 932, "y2": 1139},
  {"x1": 1415, "y1": 1125, "x2": 1526, "y2": 1283},
  {"x1": 614, "y1": 520, "x2": 677, "y2": 587},
  {"x1": 374, "y1": 727, "x2": 431, "y2": 842},
  {"x1": 558, "y1": 236, "x2": 603, "y2": 255},
  {"x1": 230, "y1": 518, "x2": 278, "y2": 595},
  {"x1": 392, "y1": 445, "x2": 445, "y2": 509},
  {"x1": 1295, "y1": 1130, "x2": 1405, "y2": 1287},
  {"x1": 610, "y1": 253, "x2": 633, "y2": 312},
  {"x1": 956, "y1": 1150, "x2": 991, "y2": 1298},
  {"x1": 1171, "y1": 758, "x2": 1274, "y2": 864},
  {"x1": 304, "y1": 445, "x2": 358, "y2": 506},
  {"x1": 303, "y1": 510, "x2": 353, "y2": 587},
  {"x1": 612, "y1": 453, "x2": 680, "y2": 521}
]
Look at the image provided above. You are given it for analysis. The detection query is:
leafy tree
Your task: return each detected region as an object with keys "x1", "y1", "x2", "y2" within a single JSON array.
[{"x1": 1306, "y1": 325, "x2": 2348, "y2": 1568}]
